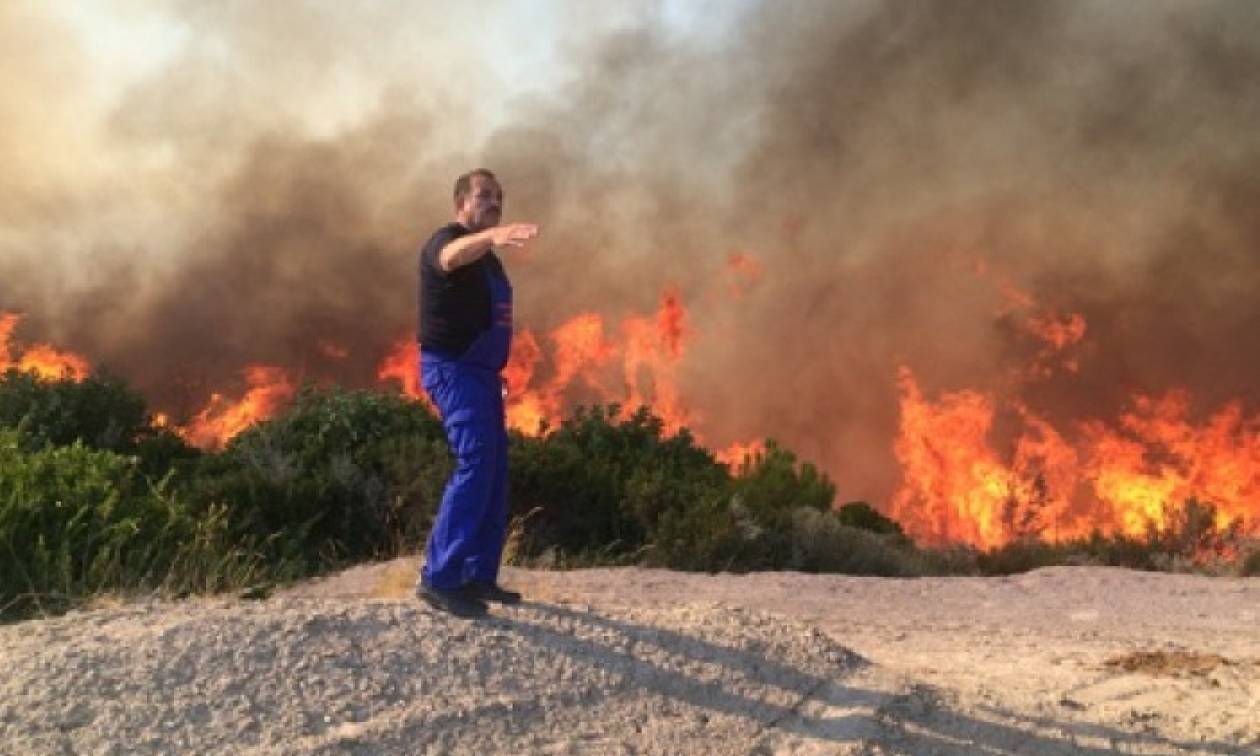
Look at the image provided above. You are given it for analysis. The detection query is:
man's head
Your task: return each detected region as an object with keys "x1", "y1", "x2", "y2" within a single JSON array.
[{"x1": 453, "y1": 169, "x2": 502, "y2": 232}]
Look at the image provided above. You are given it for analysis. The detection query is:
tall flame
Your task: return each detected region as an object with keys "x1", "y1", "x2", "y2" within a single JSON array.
[
  {"x1": 1081, "y1": 393, "x2": 1259, "y2": 539},
  {"x1": 890, "y1": 367, "x2": 1078, "y2": 548},
  {"x1": 889, "y1": 265, "x2": 1259, "y2": 550},
  {"x1": 375, "y1": 287, "x2": 757, "y2": 462}
]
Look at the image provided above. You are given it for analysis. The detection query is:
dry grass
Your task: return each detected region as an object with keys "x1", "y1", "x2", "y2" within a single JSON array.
[
  {"x1": 1104, "y1": 650, "x2": 1242, "y2": 677},
  {"x1": 369, "y1": 559, "x2": 421, "y2": 600}
]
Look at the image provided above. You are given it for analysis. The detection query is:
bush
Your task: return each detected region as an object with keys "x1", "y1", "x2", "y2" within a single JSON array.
[
  {"x1": 837, "y1": 500, "x2": 907, "y2": 538},
  {"x1": 647, "y1": 493, "x2": 747, "y2": 571},
  {"x1": 0, "y1": 428, "x2": 272, "y2": 620},
  {"x1": 1240, "y1": 546, "x2": 1260, "y2": 577},
  {"x1": 788, "y1": 508, "x2": 929, "y2": 576},
  {"x1": 0, "y1": 369, "x2": 198, "y2": 476},
  {"x1": 507, "y1": 409, "x2": 880, "y2": 574},
  {"x1": 508, "y1": 405, "x2": 728, "y2": 564},
  {"x1": 976, "y1": 539, "x2": 1084, "y2": 575},
  {"x1": 185, "y1": 385, "x2": 449, "y2": 571},
  {"x1": 685, "y1": 440, "x2": 836, "y2": 571}
]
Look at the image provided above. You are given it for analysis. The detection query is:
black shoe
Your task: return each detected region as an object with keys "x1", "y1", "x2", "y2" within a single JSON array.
[
  {"x1": 416, "y1": 582, "x2": 488, "y2": 618},
  {"x1": 465, "y1": 582, "x2": 522, "y2": 605}
]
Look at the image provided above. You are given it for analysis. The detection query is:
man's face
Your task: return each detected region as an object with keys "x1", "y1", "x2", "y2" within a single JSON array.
[{"x1": 458, "y1": 175, "x2": 503, "y2": 231}]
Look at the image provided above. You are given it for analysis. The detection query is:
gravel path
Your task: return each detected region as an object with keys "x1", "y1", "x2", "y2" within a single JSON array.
[{"x1": 2, "y1": 562, "x2": 1257, "y2": 754}]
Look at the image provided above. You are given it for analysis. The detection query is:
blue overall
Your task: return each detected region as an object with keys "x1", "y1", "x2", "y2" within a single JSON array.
[{"x1": 419, "y1": 262, "x2": 513, "y2": 590}]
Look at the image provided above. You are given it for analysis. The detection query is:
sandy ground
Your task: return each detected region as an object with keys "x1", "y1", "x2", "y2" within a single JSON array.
[{"x1": 1, "y1": 562, "x2": 1257, "y2": 754}]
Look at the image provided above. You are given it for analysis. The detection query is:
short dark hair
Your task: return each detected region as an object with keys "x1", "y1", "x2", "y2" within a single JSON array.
[{"x1": 453, "y1": 168, "x2": 499, "y2": 206}]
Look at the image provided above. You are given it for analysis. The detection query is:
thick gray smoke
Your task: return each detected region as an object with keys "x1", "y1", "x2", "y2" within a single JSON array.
[{"x1": 3, "y1": 1, "x2": 1259, "y2": 505}]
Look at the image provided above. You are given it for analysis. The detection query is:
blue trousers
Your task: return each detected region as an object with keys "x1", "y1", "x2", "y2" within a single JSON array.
[{"x1": 420, "y1": 357, "x2": 509, "y2": 590}]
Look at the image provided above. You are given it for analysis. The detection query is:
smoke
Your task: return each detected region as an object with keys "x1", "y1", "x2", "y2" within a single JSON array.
[
  {"x1": 491, "y1": 0, "x2": 1260, "y2": 501},
  {"x1": 3, "y1": 1, "x2": 1259, "y2": 504}
]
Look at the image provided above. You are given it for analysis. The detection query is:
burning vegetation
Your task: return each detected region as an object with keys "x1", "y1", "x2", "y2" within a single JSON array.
[
  {"x1": 2, "y1": 280, "x2": 1257, "y2": 562},
  {"x1": 2, "y1": 0, "x2": 1259, "y2": 573}
]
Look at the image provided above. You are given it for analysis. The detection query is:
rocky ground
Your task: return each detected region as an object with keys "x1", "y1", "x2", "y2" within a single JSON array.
[{"x1": 1, "y1": 561, "x2": 1257, "y2": 754}]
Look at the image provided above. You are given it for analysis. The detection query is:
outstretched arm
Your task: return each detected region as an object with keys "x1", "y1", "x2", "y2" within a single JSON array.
[{"x1": 439, "y1": 223, "x2": 539, "y2": 272}]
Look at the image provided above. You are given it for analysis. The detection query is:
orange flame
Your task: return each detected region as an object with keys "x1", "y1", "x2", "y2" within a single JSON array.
[
  {"x1": 891, "y1": 365, "x2": 1258, "y2": 549},
  {"x1": 377, "y1": 289, "x2": 756, "y2": 462},
  {"x1": 178, "y1": 366, "x2": 296, "y2": 449},
  {"x1": 377, "y1": 338, "x2": 421, "y2": 398},
  {"x1": 891, "y1": 367, "x2": 1018, "y2": 547},
  {"x1": 977, "y1": 265, "x2": 1088, "y2": 379},
  {"x1": 0, "y1": 312, "x2": 92, "y2": 381},
  {"x1": 886, "y1": 263, "x2": 1256, "y2": 551},
  {"x1": 0, "y1": 312, "x2": 19, "y2": 367},
  {"x1": 715, "y1": 439, "x2": 767, "y2": 469},
  {"x1": 619, "y1": 289, "x2": 692, "y2": 436},
  {"x1": 1025, "y1": 312, "x2": 1087, "y2": 352},
  {"x1": 502, "y1": 328, "x2": 543, "y2": 431},
  {"x1": 1081, "y1": 392, "x2": 1259, "y2": 539}
]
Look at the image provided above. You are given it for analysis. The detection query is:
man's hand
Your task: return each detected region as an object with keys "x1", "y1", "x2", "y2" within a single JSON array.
[{"x1": 489, "y1": 223, "x2": 539, "y2": 248}]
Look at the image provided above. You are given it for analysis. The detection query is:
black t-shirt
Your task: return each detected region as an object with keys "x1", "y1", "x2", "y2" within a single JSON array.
[{"x1": 417, "y1": 223, "x2": 507, "y2": 355}]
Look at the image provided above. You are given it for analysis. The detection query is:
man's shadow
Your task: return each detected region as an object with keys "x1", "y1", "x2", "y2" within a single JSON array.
[{"x1": 488, "y1": 601, "x2": 1246, "y2": 754}]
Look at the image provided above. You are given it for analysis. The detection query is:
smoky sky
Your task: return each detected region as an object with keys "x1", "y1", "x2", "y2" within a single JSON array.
[{"x1": 3, "y1": 1, "x2": 1259, "y2": 504}]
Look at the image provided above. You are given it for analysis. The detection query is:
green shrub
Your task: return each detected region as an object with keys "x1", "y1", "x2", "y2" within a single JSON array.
[
  {"x1": 0, "y1": 369, "x2": 145, "y2": 449},
  {"x1": 731, "y1": 440, "x2": 834, "y2": 516},
  {"x1": 1240, "y1": 546, "x2": 1260, "y2": 577},
  {"x1": 646, "y1": 493, "x2": 747, "y2": 571},
  {"x1": 0, "y1": 428, "x2": 271, "y2": 620},
  {"x1": 508, "y1": 405, "x2": 728, "y2": 563},
  {"x1": 185, "y1": 385, "x2": 449, "y2": 571},
  {"x1": 837, "y1": 500, "x2": 906, "y2": 538},
  {"x1": 692, "y1": 440, "x2": 836, "y2": 570},
  {"x1": 976, "y1": 539, "x2": 1084, "y2": 575},
  {"x1": 506, "y1": 409, "x2": 853, "y2": 573},
  {"x1": 788, "y1": 508, "x2": 929, "y2": 576},
  {"x1": 0, "y1": 369, "x2": 198, "y2": 476}
]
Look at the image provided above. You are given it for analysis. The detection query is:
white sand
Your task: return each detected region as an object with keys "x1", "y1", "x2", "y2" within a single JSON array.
[{"x1": 2, "y1": 562, "x2": 1256, "y2": 754}]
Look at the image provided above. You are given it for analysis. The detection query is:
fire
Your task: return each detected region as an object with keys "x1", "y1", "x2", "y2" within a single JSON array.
[
  {"x1": 890, "y1": 263, "x2": 1258, "y2": 551},
  {"x1": 892, "y1": 368, "x2": 1259, "y2": 550},
  {"x1": 620, "y1": 289, "x2": 692, "y2": 436},
  {"x1": 9, "y1": 251, "x2": 1258, "y2": 550},
  {"x1": 715, "y1": 439, "x2": 767, "y2": 469},
  {"x1": 0, "y1": 312, "x2": 92, "y2": 381},
  {"x1": 504, "y1": 314, "x2": 616, "y2": 435},
  {"x1": 1081, "y1": 393, "x2": 1259, "y2": 538},
  {"x1": 2, "y1": 311, "x2": 296, "y2": 447},
  {"x1": 12, "y1": 344, "x2": 92, "y2": 382},
  {"x1": 503, "y1": 329, "x2": 546, "y2": 432},
  {"x1": 376, "y1": 287, "x2": 759, "y2": 464},
  {"x1": 890, "y1": 367, "x2": 1077, "y2": 548},
  {"x1": 500, "y1": 290, "x2": 691, "y2": 436},
  {"x1": 377, "y1": 338, "x2": 421, "y2": 398},
  {"x1": 983, "y1": 266, "x2": 1088, "y2": 379},
  {"x1": 178, "y1": 366, "x2": 297, "y2": 449},
  {"x1": 1025, "y1": 312, "x2": 1087, "y2": 352}
]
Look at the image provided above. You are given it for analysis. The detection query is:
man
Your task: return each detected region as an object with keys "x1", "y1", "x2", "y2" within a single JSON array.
[{"x1": 416, "y1": 168, "x2": 539, "y2": 618}]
